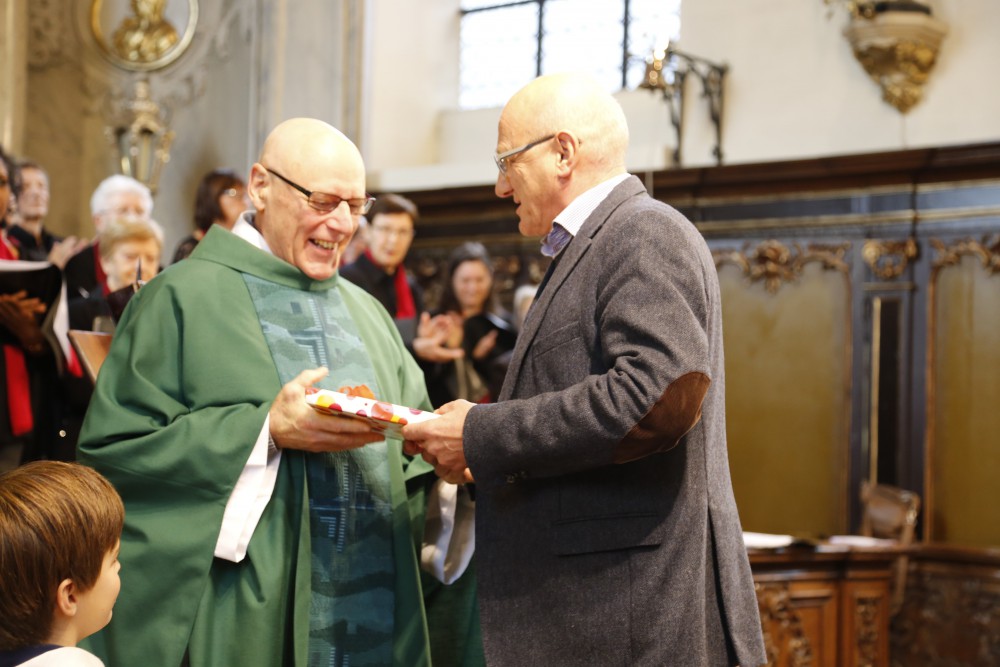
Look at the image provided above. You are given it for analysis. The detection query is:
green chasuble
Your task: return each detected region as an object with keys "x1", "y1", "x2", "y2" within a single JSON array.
[{"x1": 78, "y1": 226, "x2": 434, "y2": 667}]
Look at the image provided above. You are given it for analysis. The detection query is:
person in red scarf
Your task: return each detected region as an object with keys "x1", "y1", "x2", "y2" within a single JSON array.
[
  {"x1": 0, "y1": 146, "x2": 51, "y2": 470},
  {"x1": 340, "y1": 193, "x2": 461, "y2": 365},
  {"x1": 340, "y1": 194, "x2": 422, "y2": 326}
]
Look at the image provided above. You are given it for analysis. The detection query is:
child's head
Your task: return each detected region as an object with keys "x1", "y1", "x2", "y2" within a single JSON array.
[{"x1": 0, "y1": 461, "x2": 125, "y2": 650}]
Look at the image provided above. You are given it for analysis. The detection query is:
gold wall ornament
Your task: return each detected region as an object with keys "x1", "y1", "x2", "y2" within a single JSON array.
[
  {"x1": 930, "y1": 235, "x2": 1000, "y2": 275},
  {"x1": 840, "y1": 3, "x2": 948, "y2": 113},
  {"x1": 91, "y1": 0, "x2": 199, "y2": 72},
  {"x1": 105, "y1": 78, "x2": 174, "y2": 194},
  {"x1": 862, "y1": 237, "x2": 918, "y2": 280},
  {"x1": 713, "y1": 240, "x2": 850, "y2": 294}
]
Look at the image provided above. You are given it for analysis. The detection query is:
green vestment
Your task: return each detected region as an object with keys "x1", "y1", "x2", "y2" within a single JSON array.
[{"x1": 78, "y1": 226, "x2": 434, "y2": 667}]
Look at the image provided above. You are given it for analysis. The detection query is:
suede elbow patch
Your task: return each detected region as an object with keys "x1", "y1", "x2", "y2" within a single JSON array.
[{"x1": 615, "y1": 372, "x2": 711, "y2": 464}]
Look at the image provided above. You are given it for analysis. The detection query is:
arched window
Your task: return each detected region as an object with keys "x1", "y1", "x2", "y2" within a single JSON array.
[{"x1": 459, "y1": 0, "x2": 681, "y2": 109}]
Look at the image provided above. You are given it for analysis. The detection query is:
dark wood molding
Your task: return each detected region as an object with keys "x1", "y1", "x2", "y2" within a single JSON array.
[{"x1": 393, "y1": 142, "x2": 1000, "y2": 229}]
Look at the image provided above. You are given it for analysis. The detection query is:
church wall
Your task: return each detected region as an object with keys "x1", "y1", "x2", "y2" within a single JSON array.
[{"x1": 366, "y1": 0, "x2": 1000, "y2": 190}]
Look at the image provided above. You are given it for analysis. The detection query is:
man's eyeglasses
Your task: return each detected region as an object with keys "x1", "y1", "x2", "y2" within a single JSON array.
[
  {"x1": 493, "y1": 134, "x2": 555, "y2": 174},
  {"x1": 264, "y1": 167, "x2": 375, "y2": 215}
]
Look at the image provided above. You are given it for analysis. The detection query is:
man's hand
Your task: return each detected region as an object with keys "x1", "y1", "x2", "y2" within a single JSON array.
[
  {"x1": 269, "y1": 367, "x2": 384, "y2": 452},
  {"x1": 402, "y1": 399, "x2": 475, "y2": 484},
  {"x1": 412, "y1": 312, "x2": 464, "y2": 363}
]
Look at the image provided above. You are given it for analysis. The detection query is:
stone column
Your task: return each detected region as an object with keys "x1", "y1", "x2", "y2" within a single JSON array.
[{"x1": 0, "y1": 0, "x2": 27, "y2": 153}]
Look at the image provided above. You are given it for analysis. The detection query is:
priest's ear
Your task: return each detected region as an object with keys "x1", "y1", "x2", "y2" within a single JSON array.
[{"x1": 247, "y1": 163, "x2": 270, "y2": 213}]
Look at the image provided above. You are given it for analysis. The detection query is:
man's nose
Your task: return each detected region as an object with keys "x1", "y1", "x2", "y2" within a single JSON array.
[
  {"x1": 324, "y1": 203, "x2": 356, "y2": 232},
  {"x1": 495, "y1": 171, "x2": 512, "y2": 198}
]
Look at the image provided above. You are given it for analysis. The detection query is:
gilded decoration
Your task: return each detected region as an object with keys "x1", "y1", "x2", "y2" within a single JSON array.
[
  {"x1": 755, "y1": 582, "x2": 814, "y2": 667},
  {"x1": 91, "y1": 0, "x2": 199, "y2": 72},
  {"x1": 713, "y1": 240, "x2": 851, "y2": 294},
  {"x1": 930, "y1": 235, "x2": 1000, "y2": 275},
  {"x1": 862, "y1": 238, "x2": 918, "y2": 280},
  {"x1": 826, "y1": 2, "x2": 948, "y2": 113}
]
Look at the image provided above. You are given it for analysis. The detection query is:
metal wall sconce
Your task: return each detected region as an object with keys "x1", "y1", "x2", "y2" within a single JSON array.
[
  {"x1": 639, "y1": 44, "x2": 727, "y2": 168},
  {"x1": 104, "y1": 78, "x2": 174, "y2": 194},
  {"x1": 828, "y1": 1, "x2": 948, "y2": 113}
]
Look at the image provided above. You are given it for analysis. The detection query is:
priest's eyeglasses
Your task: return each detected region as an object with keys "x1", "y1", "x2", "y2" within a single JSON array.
[
  {"x1": 265, "y1": 167, "x2": 375, "y2": 216},
  {"x1": 493, "y1": 135, "x2": 555, "y2": 174}
]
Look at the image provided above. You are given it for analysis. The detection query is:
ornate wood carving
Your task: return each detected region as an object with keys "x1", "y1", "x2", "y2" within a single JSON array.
[
  {"x1": 755, "y1": 582, "x2": 814, "y2": 667},
  {"x1": 855, "y1": 596, "x2": 880, "y2": 667},
  {"x1": 930, "y1": 235, "x2": 1000, "y2": 275},
  {"x1": 891, "y1": 556, "x2": 1000, "y2": 667},
  {"x1": 713, "y1": 240, "x2": 850, "y2": 293},
  {"x1": 862, "y1": 238, "x2": 918, "y2": 280}
]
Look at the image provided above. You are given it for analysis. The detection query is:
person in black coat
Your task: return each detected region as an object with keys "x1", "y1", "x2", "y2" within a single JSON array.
[{"x1": 424, "y1": 242, "x2": 516, "y2": 407}]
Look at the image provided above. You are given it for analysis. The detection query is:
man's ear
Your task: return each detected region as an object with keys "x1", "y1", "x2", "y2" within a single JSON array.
[
  {"x1": 247, "y1": 163, "x2": 269, "y2": 212},
  {"x1": 55, "y1": 578, "x2": 78, "y2": 617},
  {"x1": 554, "y1": 131, "x2": 579, "y2": 175}
]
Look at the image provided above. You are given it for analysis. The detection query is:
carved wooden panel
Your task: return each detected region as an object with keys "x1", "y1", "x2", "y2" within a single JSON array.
[
  {"x1": 840, "y1": 580, "x2": 890, "y2": 667},
  {"x1": 751, "y1": 548, "x2": 895, "y2": 667},
  {"x1": 890, "y1": 547, "x2": 1000, "y2": 667}
]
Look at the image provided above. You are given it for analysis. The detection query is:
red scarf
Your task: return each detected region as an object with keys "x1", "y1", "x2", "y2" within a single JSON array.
[
  {"x1": 365, "y1": 250, "x2": 416, "y2": 319},
  {"x1": 1, "y1": 234, "x2": 34, "y2": 435}
]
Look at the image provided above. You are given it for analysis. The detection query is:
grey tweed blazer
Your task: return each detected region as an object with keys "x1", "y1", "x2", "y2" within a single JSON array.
[{"x1": 465, "y1": 176, "x2": 767, "y2": 666}]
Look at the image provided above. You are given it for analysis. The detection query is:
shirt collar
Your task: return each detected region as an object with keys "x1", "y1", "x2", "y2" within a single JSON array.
[
  {"x1": 232, "y1": 211, "x2": 271, "y2": 254},
  {"x1": 542, "y1": 173, "x2": 631, "y2": 256}
]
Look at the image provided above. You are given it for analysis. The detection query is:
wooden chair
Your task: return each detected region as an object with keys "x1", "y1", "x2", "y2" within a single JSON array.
[{"x1": 860, "y1": 480, "x2": 921, "y2": 615}]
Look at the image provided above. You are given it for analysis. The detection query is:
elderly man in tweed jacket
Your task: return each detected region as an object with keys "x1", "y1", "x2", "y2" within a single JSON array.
[{"x1": 404, "y1": 73, "x2": 767, "y2": 667}]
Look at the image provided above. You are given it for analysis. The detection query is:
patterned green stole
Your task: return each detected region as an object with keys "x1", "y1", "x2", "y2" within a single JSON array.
[{"x1": 243, "y1": 274, "x2": 395, "y2": 667}]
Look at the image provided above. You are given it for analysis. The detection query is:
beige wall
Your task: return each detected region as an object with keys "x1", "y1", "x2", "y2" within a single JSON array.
[{"x1": 366, "y1": 0, "x2": 1000, "y2": 190}]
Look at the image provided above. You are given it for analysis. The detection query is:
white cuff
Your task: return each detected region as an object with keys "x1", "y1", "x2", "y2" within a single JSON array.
[
  {"x1": 214, "y1": 415, "x2": 281, "y2": 562},
  {"x1": 420, "y1": 480, "x2": 476, "y2": 584}
]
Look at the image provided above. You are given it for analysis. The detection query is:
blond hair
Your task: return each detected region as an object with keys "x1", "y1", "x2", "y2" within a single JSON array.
[{"x1": 97, "y1": 216, "x2": 164, "y2": 260}]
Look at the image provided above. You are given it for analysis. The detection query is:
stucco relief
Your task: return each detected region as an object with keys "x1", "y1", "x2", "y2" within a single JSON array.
[{"x1": 27, "y1": 0, "x2": 66, "y2": 69}]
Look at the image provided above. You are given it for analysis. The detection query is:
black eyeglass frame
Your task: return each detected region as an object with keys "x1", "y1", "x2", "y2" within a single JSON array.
[{"x1": 264, "y1": 167, "x2": 375, "y2": 215}]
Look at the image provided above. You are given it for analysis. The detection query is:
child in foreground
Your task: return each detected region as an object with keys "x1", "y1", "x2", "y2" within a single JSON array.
[{"x1": 0, "y1": 461, "x2": 124, "y2": 667}]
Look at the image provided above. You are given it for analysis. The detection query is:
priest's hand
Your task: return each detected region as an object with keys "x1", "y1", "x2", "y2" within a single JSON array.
[
  {"x1": 402, "y1": 399, "x2": 475, "y2": 484},
  {"x1": 269, "y1": 367, "x2": 384, "y2": 452}
]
